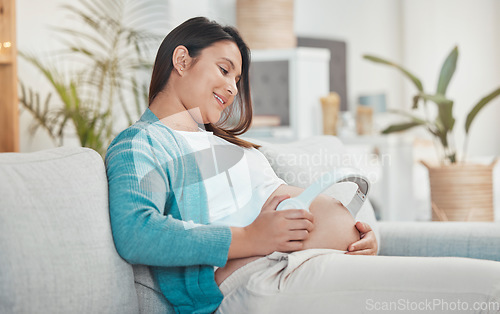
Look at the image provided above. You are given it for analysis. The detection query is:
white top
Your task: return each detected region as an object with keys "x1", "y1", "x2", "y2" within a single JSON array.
[{"x1": 173, "y1": 128, "x2": 286, "y2": 227}]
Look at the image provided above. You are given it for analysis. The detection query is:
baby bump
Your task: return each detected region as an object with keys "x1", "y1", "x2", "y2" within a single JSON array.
[
  {"x1": 215, "y1": 185, "x2": 360, "y2": 286},
  {"x1": 303, "y1": 193, "x2": 360, "y2": 251},
  {"x1": 273, "y1": 184, "x2": 360, "y2": 251}
]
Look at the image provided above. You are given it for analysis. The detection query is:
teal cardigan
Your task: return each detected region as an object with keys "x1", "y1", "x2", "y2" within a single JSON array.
[{"x1": 105, "y1": 108, "x2": 232, "y2": 314}]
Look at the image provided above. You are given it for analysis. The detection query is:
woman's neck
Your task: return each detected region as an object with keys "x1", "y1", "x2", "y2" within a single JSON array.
[{"x1": 149, "y1": 91, "x2": 200, "y2": 132}]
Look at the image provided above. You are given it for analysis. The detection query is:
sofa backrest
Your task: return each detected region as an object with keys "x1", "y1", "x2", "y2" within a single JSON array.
[
  {"x1": 252, "y1": 135, "x2": 380, "y2": 244},
  {"x1": 0, "y1": 147, "x2": 139, "y2": 314}
]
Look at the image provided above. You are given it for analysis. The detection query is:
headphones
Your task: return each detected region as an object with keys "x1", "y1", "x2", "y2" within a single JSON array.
[{"x1": 275, "y1": 168, "x2": 370, "y2": 217}]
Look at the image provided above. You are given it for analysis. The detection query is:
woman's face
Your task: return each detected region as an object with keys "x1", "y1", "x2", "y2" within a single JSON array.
[{"x1": 177, "y1": 40, "x2": 242, "y2": 124}]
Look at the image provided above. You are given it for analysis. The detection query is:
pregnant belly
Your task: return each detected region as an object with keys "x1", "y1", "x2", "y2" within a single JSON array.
[{"x1": 215, "y1": 185, "x2": 360, "y2": 286}]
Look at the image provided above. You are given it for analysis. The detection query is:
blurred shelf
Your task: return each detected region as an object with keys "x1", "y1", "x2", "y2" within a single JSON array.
[
  {"x1": 0, "y1": 0, "x2": 19, "y2": 152},
  {"x1": 338, "y1": 133, "x2": 414, "y2": 146},
  {"x1": 0, "y1": 54, "x2": 13, "y2": 64}
]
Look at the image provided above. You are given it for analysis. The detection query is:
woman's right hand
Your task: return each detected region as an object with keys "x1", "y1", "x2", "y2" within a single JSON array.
[{"x1": 244, "y1": 194, "x2": 315, "y2": 255}]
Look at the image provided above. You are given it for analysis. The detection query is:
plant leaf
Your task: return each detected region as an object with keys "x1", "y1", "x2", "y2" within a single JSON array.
[
  {"x1": 433, "y1": 126, "x2": 449, "y2": 149},
  {"x1": 418, "y1": 93, "x2": 455, "y2": 132},
  {"x1": 465, "y1": 87, "x2": 500, "y2": 134},
  {"x1": 436, "y1": 46, "x2": 458, "y2": 96},
  {"x1": 438, "y1": 102, "x2": 455, "y2": 132},
  {"x1": 417, "y1": 93, "x2": 452, "y2": 105},
  {"x1": 412, "y1": 95, "x2": 420, "y2": 109},
  {"x1": 18, "y1": 81, "x2": 58, "y2": 141},
  {"x1": 381, "y1": 121, "x2": 425, "y2": 134},
  {"x1": 387, "y1": 109, "x2": 427, "y2": 124},
  {"x1": 363, "y1": 55, "x2": 424, "y2": 92}
]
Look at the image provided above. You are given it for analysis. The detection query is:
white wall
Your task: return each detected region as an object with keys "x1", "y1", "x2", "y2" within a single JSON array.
[
  {"x1": 168, "y1": 0, "x2": 236, "y2": 27},
  {"x1": 17, "y1": 0, "x2": 500, "y2": 158}
]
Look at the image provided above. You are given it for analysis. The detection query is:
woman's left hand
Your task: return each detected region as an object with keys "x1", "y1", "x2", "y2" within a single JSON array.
[{"x1": 346, "y1": 221, "x2": 378, "y2": 255}]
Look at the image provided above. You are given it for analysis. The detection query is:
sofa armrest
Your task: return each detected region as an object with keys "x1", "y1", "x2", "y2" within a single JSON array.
[{"x1": 378, "y1": 221, "x2": 500, "y2": 262}]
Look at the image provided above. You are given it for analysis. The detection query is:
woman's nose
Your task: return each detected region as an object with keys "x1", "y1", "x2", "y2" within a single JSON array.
[{"x1": 227, "y1": 80, "x2": 238, "y2": 96}]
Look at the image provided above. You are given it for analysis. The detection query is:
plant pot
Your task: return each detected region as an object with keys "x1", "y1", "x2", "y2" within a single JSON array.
[{"x1": 421, "y1": 160, "x2": 498, "y2": 221}]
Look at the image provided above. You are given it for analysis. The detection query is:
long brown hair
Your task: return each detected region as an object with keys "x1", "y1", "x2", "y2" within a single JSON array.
[{"x1": 149, "y1": 17, "x2": 259, "y2": 149}]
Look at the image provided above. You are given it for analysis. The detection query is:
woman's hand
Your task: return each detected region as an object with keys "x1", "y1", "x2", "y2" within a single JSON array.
[
  {"x1": 244, "y1": 194, "x2": 315, "y2": 256},
  {"x1": 345, "y1": 221, "x2": 378, "y2": 255}
]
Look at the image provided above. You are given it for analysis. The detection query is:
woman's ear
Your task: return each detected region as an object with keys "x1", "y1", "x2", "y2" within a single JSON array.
[{"x1": 172, "y1": 45, "x2": 190, "y2": 76}]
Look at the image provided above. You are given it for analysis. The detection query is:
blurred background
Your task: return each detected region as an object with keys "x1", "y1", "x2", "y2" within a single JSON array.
[{"x1": 3, "y1": 0, "x2": 500, "y2": 221}]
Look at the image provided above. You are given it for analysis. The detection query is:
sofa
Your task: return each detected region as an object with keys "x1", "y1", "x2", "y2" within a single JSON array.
[{"x1": 1, "y1": 135, "x2": 499, "y2": 313}]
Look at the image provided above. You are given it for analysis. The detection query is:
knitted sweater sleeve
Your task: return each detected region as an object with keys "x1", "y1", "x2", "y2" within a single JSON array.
[{"x1": 105, "y1": 126, "x2": 232, "y2": 267}]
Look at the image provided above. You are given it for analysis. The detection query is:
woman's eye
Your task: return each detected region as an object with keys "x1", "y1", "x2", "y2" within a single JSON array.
[{"x1": 219, "y1": 66, "x2": 228, "y2": 75}]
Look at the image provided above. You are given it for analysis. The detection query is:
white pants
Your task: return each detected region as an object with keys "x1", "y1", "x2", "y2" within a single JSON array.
[{"x1": 216, "y1": 249, "x2": 500, "y2": 313}]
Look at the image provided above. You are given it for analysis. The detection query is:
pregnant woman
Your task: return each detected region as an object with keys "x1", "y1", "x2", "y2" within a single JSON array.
[{"x1": 106, "y1": 17, "x2": 500, "y2": 314}]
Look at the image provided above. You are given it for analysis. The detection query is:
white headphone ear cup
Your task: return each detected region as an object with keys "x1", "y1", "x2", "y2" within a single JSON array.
[{"x1": 275, "y1": 198, "x2": 307, "y2": 211}]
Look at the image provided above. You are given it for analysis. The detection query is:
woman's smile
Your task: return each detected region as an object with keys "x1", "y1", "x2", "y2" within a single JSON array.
[{"x1": 213, "y1": 92, "x2": 226, "y2": 109}]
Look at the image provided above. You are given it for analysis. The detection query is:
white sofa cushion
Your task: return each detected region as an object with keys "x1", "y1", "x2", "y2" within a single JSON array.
[
  {"x1": 0, "y1": 147, "x2": 138, "y2": 314},
  {"x1": 254, "y1": 136, "x2": 380, "y2": 248}
]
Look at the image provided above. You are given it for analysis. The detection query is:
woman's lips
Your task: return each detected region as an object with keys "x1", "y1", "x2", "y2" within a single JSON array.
[{"x1": 213, "y1": 93, "x2": 226, "y2": 109}]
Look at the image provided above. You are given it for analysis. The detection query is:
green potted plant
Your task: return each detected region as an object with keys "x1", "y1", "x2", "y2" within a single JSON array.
[
  {"x1": 363, "y1": 47, "x2": 500, "y2": 221},
  {"x1": 19, "y1": 0, "x2": 165, "y2": 156}
]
